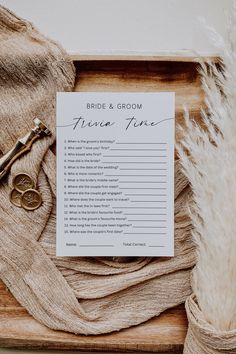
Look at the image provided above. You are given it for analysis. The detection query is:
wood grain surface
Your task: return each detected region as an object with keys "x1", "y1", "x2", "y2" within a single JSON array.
[
  {"x1": 70, "y1": 53, "x2": 218, "y2": 63},
  {"x1": 0, "y1": 279, "x2": 186, "y2": 352},
  {"x1": 0, "y1": 57, "x2": 204, "y2": 352}
]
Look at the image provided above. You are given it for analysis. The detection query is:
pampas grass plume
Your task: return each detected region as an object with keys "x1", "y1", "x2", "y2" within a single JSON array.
[{"x1": 178, "y1": 4, "x2": 236, "y2": 331}]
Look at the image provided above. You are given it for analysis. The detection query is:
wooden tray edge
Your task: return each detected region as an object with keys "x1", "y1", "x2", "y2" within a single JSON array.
[{"x1": 70, "y1": 53, "x2": 219, "y2": 63}]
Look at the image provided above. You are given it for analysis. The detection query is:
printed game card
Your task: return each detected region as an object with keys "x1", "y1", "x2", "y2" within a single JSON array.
[{"x1": 56, "y1": 92, "x2": 175, "y2": 256}]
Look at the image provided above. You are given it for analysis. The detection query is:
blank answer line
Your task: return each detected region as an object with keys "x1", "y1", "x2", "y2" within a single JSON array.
[
  {"x1": 120, "y1": 168, "x2": 167, "y2": 171},
  {"x1": 125, "y1": 194, "x2": 167, "y2": 196},
  {"x1": 124, "y1": 232, "x2": 166, "y2": 235},
  {"x1": 131, "y1": 200, "x2": 167, "y2": 202},
  {"x1": 116, "y1": 142, "x2": 167, "y2": 145},
  {"x1": 110, "y1": 149, "x2": 167, "y2": 151},
  {"x1": 102, "y1": 162, "x2": 167, "y2": 164},
  {"x1": 149, "y1": 245, "x2": 165, "y2": 248},
  {"x1": 79, "y1": 245, "x2": 114, "y2": 247},
  {"x1": 120, "y1": 187, "x2": 166, "y2": 190},
  {"x1": 103, "y1": 155, "x2": 167, "y2": 158},
  {"x1": 124, "y1": 213, "x2": 167, "y2": 216},
  {"x1": 133, "y1": 226, "x2": 167, "y2": 229},
  {"x1": 120, "y1": 181, "x2": 167, "y2": 183},
  {"x1": 128, "y1": 220, "x2": 166, "y2": 222},
  {"x1": 105, "y1": 175, "x2": 167, "y2": 177},
  {"x1": 113, "y1": 207, "x2": 167, "y2": 209}
]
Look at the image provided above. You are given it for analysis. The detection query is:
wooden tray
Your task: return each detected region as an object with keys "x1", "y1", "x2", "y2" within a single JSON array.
[{"x1": 0, "y1": 55, "x2": 205, "y2": 352}]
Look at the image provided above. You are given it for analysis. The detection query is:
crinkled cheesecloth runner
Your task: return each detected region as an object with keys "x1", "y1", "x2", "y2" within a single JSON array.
[
  {"x1": 184, "y1": 295, "x2": 236, "y2": 353},
  {"x1": 0, "y1": 5, "x2": 195, "y2": 335}
]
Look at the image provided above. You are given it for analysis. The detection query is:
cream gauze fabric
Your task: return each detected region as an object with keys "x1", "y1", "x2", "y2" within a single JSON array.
[
  {"x1": 0, "y1": 5, "x2": 195, "y2": 335},
  {"x1": 184, "y1": 295, "x2": 236, "y2": 354}
]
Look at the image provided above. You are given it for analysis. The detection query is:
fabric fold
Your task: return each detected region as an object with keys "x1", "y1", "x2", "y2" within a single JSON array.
[{"x1": 184, "y1": 295, "x2": 236, "y2": 353}]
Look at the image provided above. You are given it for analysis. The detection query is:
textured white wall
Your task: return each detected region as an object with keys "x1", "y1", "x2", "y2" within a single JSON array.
[{"x1": 1, "y1": 0, "x2": 233, "y2": 56}]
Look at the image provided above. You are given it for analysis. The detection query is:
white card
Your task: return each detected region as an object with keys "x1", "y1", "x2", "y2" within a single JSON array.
[{"x1": 56, "y1": 92, "x2": 175, "y2": 256}]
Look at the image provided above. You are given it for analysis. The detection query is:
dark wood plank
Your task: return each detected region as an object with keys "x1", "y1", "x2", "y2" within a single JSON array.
[{"x1": 0, "y1": 280, "x2": 187, "y2": 352}]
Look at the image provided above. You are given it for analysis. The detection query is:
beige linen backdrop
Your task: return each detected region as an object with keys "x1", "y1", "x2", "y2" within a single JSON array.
[{"x1": 0, "y1": 5, "x2": 195, "y2": 335}]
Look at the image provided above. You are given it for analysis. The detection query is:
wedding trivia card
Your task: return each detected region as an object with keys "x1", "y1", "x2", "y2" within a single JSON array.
[{"x1": 56, "y1": 92, "x2": 175, "y2": 256}]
